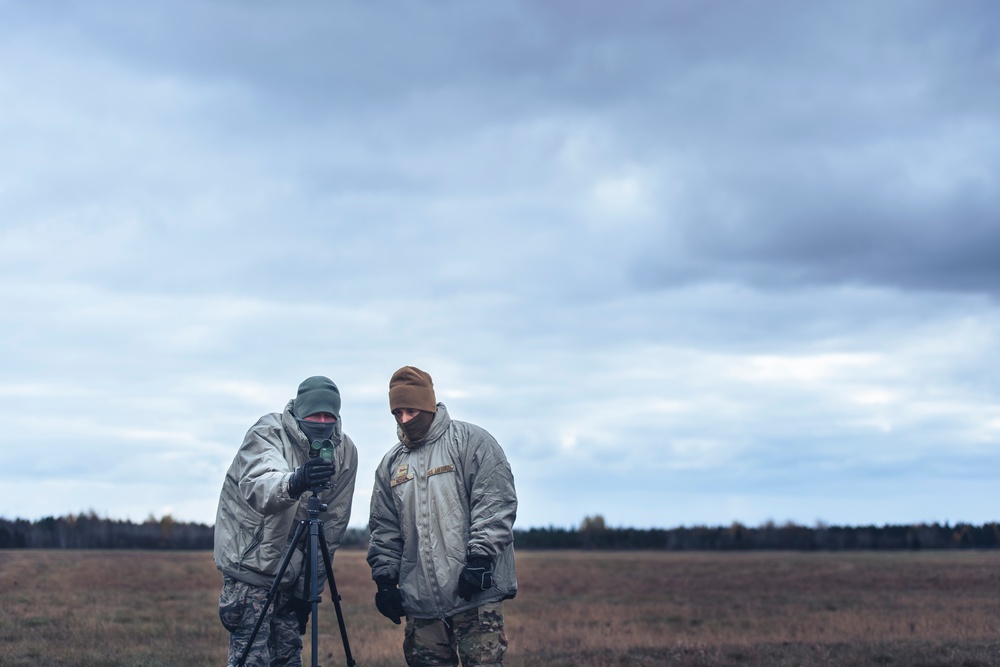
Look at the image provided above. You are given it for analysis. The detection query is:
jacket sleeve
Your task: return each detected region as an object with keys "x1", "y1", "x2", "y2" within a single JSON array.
[
  {"x1": 367, "y1": 455, "x2": 404, "y2": 581},
  {"x1": 320, "y1": 434, "x2": 359, "y2": 552},
  {"x1": 236, "y1": 422, "x2": 297, "y2": 515},
  {"x1": 463, "y1": 427, "x2": 517, "y2": 560}
]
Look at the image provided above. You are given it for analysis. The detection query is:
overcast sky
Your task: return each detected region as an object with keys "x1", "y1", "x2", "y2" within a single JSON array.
[{"x1": 2, "y1": 0, "x2": 998, "y2": 531}]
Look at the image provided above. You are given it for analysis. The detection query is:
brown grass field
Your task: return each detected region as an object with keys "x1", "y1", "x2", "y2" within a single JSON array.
[{"x1": 1, "y1": 548, "x2": 998, "y2": 666}]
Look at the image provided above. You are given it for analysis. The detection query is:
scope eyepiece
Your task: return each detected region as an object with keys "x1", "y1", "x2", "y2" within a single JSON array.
[{"x1": 310, "y1": 438, "x2": 335, "y2": 462}]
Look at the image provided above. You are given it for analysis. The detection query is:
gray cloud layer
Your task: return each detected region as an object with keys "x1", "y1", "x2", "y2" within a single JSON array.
[{"x1": 2, "y1": 1, "x2": 998, "y2": 528}]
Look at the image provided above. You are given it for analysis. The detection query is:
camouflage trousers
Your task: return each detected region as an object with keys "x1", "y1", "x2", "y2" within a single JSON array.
[
  {"x1": 403, "y1": 602, "x2": 508, "y2": 667},
  {"x1": 219, "y1": 575, "x2": 303, "y2": 667}
]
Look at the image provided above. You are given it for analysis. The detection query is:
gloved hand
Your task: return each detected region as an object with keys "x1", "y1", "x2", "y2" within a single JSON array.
[
  {"x1": 289, "y1": 457, "x2": 335, "y2": 498},
  {"x1": 374, "y1": 576, "x2": 404, "y2": 625},
  {"x1": 457, "y1": 553, "x2": 493, "y2": 601},
  {"x1": 291, "y1": 596, "x2": 311, "y2": 635}
]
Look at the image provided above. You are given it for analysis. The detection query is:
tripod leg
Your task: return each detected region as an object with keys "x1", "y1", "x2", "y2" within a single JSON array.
[
  {"x1": 308, "y1": 519, "x2": 321, "y2": 667},
  {"x1": 236, "y1": 519, "x2": 308, "y2": 667},
  {"x1": 318, "y1": 531, "x2": 357, "y2": 667}
]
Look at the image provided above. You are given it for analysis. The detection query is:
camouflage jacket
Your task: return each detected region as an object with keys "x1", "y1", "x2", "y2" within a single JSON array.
[
  {"x1": 367, "y1": 403, "x2": 517, "y2": 618},
  {"x1": 214, "y1": 400, "x2": 357, "y2": 592}
]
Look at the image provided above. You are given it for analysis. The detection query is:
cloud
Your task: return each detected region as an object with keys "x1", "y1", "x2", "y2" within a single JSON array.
[{"x1": 1, "y1": 1, "x2": 998, "y2": 529}]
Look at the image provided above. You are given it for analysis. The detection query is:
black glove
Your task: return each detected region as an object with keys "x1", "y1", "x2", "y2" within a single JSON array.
[
  {"x1": 374, "y1": 576, "x2": 404, "y2": 625},
  {"x1": 291, "y1": 596, "x2": 311, "y2": 635},
  {"x1": 289, "y1": 457, "x2": 335, "y2": 498},
  {"x1": 457, "y1": 553, "x2": 493, "y2": 601}
]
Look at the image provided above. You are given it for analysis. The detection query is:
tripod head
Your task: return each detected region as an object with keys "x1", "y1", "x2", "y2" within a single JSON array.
[{"x1": 306, "y1": 491, "x2": 328, "y2": 517}]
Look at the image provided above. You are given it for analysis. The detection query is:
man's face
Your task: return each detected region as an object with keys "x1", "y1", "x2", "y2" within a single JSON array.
[
  {"x1": 303, "y1": 412, "x2": 337, "y2": 423},
  {"x1": 392, "y1": 408, "x2": 421, "y2": 424}
]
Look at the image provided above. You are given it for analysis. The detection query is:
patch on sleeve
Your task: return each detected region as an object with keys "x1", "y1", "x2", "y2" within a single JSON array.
[
  {"x1": 390, "y1": 463, "x2": 415, "y2": 488},
  {"x1": 427, "y1": 464, "x2": 456, "y2": 477}
]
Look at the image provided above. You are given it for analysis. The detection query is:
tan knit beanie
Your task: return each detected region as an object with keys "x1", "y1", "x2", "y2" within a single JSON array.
[{"x1": 388, "y1": 366, "x2": 438, "y2": 413}]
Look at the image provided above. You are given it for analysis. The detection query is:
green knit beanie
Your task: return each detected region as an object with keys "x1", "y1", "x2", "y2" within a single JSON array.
[{"x1": 293, "y1": 376, "x2": 341, "y2": 419}]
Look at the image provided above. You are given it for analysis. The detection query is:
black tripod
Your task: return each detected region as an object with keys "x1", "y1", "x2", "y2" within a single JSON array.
[{"x1": 237, "y1": 491, "x2": 357, "y2": 667}]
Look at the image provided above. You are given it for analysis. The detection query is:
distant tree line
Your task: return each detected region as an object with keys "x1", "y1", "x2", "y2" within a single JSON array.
[
  {"x1": 0, "y1": 513, "x2": 213, "y2": 550},
  {"x1": 517, "y1": 516, "x2": 1000, "y2": 550},
  {"x1": 2, "y1": 512, "x2": 998, "y2": 551},
  {"x1": 0, "y1": 512, "x2": 368, "y2": 550}
]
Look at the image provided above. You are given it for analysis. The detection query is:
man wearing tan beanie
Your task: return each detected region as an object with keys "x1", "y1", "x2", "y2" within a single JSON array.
[{"x1": 368, "y1": 366, "x2": 517, "y2": 667}]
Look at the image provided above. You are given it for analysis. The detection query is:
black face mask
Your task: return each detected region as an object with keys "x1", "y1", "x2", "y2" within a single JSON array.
[
  {"x1": 296, "y1": 418, "x2": 336, "y2": 444},
  {"x1": 397, "y1": 410, "x2": 434, "y2": 447}
]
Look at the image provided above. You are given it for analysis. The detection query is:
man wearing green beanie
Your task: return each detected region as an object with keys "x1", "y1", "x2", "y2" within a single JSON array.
[
  {"x1": 368, "y1": 366, "x2": 518, "y2": 667},
  {"x1": 214, "y1": 375, "x2": 358, "y2": 667}
]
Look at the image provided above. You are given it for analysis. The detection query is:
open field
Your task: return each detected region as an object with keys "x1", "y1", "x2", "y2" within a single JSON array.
[{"x1": 1, "y1": 549, "x2": 998, "y2": 666}]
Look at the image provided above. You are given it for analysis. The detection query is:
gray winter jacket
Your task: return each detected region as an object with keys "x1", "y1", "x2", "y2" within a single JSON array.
[
  {"x1": 367, "y1": 403, "x2": 517, "y2": 619},
  {"x1": 214, "y1": 400, "x2": 358, "y2": 592}
]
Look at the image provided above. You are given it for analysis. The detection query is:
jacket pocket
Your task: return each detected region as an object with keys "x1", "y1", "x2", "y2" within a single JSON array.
[{"x1": 237, "y1": 505, "x2": 266, "y2": 568}]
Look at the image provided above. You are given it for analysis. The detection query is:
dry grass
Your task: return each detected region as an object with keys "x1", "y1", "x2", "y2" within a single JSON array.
[
  {"x1": 509, "y1": 550, "x2": 1000, "y2": 666},
  {"x1": 1, "y1": 549, "x2": 999, "y2": 666}
]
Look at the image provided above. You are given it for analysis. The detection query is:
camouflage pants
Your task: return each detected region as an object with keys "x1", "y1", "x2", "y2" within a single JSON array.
[
  {"x1": 219, "y1": 575, "x2": 303, "y2": 667},
  {"x1": 403, "y1": 602, "x2": 508, "y2": 667}
]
